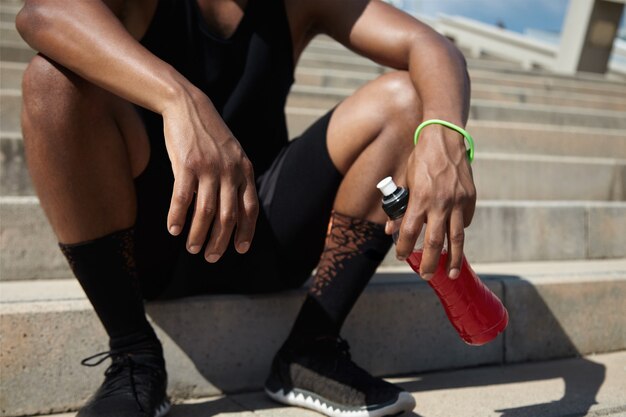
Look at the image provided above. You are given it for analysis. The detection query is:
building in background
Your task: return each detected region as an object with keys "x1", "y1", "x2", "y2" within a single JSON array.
[{"x1": 390, "y1": 0, "x2": 626, "y2": 76}]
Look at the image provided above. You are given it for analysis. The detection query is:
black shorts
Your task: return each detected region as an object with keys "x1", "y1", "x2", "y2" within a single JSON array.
[{"x1": 133, "y1": 110, "x2": 342, "y2": 300}]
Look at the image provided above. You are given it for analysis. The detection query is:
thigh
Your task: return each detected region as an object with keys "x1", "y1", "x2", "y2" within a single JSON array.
[{"x1": 258, "y1": 109, "x2": 343, "y2": 283}]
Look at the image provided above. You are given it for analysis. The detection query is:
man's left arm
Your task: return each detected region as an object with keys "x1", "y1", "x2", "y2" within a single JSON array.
[{"x1": 311, "y1": 0, "x2": 476, "y2": 280}]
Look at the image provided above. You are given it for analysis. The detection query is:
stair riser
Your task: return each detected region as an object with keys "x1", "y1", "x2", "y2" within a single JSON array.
[
  {"x1": 3, "y1": 135, "x2": 624, "y2": 201},
  {"x1": 285, "y1": 106, "x2": 626, "y2": 137},
  {"x1": 286, "y1": 87, "x2": 626, "y2": 112},
  {"x1": 2, "y1": 198, "x2": 625, "y2": 281},
  {"x1": 0, "y1": 62, "x2": 24, "y2": 89},
  {"x1": 466, "y1": 123, "x2": 626, "y2": 159},
  {"x1": 1, "y1": 274, "x2": 623, "y2": 416}
]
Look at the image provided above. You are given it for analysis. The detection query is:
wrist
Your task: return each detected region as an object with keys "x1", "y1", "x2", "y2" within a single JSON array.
[
  {"x1": 157, "y1": 67, "x2": 199, "y2": 116},
  {"x1": 414, "y1": 119, "x2": 474, "y2": 163}
]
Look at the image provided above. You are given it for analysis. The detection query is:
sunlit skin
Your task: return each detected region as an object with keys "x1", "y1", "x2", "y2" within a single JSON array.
[{"x1": 17, "y1": 0, "x2": 475, "y2": 280}]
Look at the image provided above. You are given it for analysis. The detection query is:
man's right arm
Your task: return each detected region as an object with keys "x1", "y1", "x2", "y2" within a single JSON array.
[{"x1": 16, "y1": 0, "x2": 260, "y2": 262}]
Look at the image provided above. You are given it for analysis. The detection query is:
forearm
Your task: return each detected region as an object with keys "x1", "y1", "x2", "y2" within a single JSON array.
[
  {"x1": 16, "y1": 0, "x2": 193, "y2": 114},
  {"x1": 408, "y1": 34, "x2": 470, "y2": 128}
]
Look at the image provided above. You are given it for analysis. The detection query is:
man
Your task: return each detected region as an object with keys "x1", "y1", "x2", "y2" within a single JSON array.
[{"x1": 16, "y1": 0, "x2": 475, "y2": 416}]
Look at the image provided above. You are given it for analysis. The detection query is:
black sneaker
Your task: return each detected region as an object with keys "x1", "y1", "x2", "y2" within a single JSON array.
[
  {"x1": 265, "y1": 336, "x2": 415, "y2": 417},
  {"x1": 77, "y1": 341, "x2": 170, "y2": 417}
]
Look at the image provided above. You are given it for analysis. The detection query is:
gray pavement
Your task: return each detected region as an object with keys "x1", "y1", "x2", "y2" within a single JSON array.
[{"x1": 35, "y1": 351, "x2": 626, "y2": 417}]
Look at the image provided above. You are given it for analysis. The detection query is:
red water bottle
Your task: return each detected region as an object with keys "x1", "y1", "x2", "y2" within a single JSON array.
[{"x1": 377, "y1": 177, "x2": 508, "y2": 346}]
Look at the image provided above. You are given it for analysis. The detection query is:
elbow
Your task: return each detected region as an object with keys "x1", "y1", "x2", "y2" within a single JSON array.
[
  {"x1": 444, "y1": 36, "x2": 468, "y2": 73},
  {"x1": 15, "y1": 0, "x2": 47, "y2": 45}
]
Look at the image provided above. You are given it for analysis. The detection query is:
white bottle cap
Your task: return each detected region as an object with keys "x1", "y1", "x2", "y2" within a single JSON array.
[{"x1": 376, "y1": 176, "x2": 398, "y2": 197}]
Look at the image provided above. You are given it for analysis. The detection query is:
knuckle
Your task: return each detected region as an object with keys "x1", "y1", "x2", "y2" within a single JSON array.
[
  {"x1": 467, "y1": 187, "x2": 477, "y2": 203},
  {"x1": 220, "y1": 211, "x2": 236, "y2": 225},
  {"x1": 197, "y1": 203, "x2": 216, "y2": 216},
  {"x1": 400, "y1": 226, "x2": 418, "y2": 242},
  {"x1": 425, "y1": 236, "x2": 444, "y2": 250},
  {"x1": 223, "y1": 158, "x2": 238, "y2": 173},
  {"x1": 174, "y1": 189, "x2": 193, "y2": 205},
  {"x1": 449, "y1": 229, "x2": 465, "y2": 245},
  {"x1": 246, "y1": 200, "x2": 260, "y2": 217},
  {"x1": 242, "y1": 159, "x2": 255, "y2": 177},
  {"x1": 435, "y1": 193, "x2": 453, "y2": 209}
]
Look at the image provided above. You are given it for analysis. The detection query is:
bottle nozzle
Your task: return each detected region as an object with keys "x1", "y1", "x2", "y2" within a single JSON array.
[{"x1": 377, "y1": 176, "x2": 398, "y2": 197}]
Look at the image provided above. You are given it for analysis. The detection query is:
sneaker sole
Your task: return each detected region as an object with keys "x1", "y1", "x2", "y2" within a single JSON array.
[
  {"x1": 265, "y1": 387, "x2": 415, "y2": 417},
  {"x1": 155, "y1": 399, "x2": 171, "y2": 417}
]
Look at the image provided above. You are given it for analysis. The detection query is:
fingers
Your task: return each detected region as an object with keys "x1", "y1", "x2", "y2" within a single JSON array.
[
  {"x1": 419, "y1": 214, "x2": 446, "y2": 280},
  {"x1": 186, "y1": 178, "x2": 217, "y2": 254},
  {"x1": 384, "y1": 220, "x2": 393, "y2": 235},
  {"x1": 168, "y1": 172, "x2": 196, "y2": 236},
  {"x1": 446, "y1": 209, "x2": 465, "y2": 279},
  {"x1": 204, "y1": 181, "x2": 238, "y2": 263},
  {"x1": 395, "y1": 208, "x2": 425, "y2": 260},
  {"x1": 234, "y1": 179, "x2": 259, "y2": 254}
]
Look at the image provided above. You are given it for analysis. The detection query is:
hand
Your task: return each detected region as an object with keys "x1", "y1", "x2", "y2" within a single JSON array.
[
  {"x1": 162, "y1": 88, "x2": 259, "y2": 262},
  {"x1": 394, "y1": 124, "x2": 476, "y2": 279}
]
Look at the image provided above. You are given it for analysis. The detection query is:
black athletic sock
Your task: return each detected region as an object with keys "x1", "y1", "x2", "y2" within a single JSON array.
[
  {"x1": 59, "y1": 227, "x2": 157, "y2": 349},
  {"x1": 287, "y1": 211, "x2": 392, "y2": 345}
]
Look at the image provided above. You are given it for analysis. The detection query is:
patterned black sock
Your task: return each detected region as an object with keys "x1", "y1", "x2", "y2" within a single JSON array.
[
  {"x1": 287, "y1": 211, "x2": 392, "y2": 344},
  {"x1": 59, "y1": 227, "x2": 157, "y2": 349}
]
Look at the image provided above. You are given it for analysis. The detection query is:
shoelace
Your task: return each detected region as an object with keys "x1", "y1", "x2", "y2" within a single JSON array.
[
  {"x1": 81, "y1": 347, "x2": 160, "y2": 412},
  {"x1": 312, "y1": 335, "x2": 352, "y2": 358}
]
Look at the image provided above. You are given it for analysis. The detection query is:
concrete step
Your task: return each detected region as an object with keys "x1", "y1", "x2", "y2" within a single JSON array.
[
  {"x1": 0, "y1": 88, "x2": 20, "y2": 131},
  {"x1": 0, "y1": 131, "x2": 29, "y2": 196},
  {"x1": 29, "y1": 351, "x2": 626, "y2": 417},
  {"x1": 470, "y1": 68, "x2": 626, "y2": 99},
  {"x1": 0, "y1": 21, "x2": 20, "y2": 42},
  {"x1": 300, "y1": 52, "x2": 527, "y2": 74},
  {"x1": 294, "y1": 66, "x2": 626, "y2": 100},
  {"x1": 3, "y1": 36, "x2": 623, "y2": 105},
  {"x1": 0, "y1": 4, "x2": 20, "y2": 24},
  {"x1": 0, "y1": 36, "x2": 517, "y2": 74},
  {"x1": 6, "y1": 89, "x2": 625, "y2": 136},
  {"x1": 285, "y1": 104, "x2": 626, "y2": 139},
  {"x1": 381, "y1": 200, "x2": 626, "y2": 266},
  {"x1": 0, "y1": 60, "x2": 24, "y2": 88},
  {"x1": 471, "y1": 153, "x2": 626, "y2": 201},
  {"x1": 469, "y1": 83, "x2": 626, "y2": 111},
  {"x1": 1, "y1": 260, "x2": 624, "y2": 416},
  {"x1": 286, "y1": 82, "x2": 626, "y2": 113},
  {"x1": 4, "y1": 86, "x2": 623, "y2": 142},
  {"x1": 2, "y1": 196, "x2": 625, "y2": 280},
  {"x1": 298, "y1": 40, "x2": 626, "y2": 91},
  {"x1": 0, "y1": 39, "x2": 33, "y2": 62},
  {"x1": 3, "y1": 129, "x2": 624, "y2": 200},
  {"x1": 465, "y1": 121, "x2": 626, "y2": 159},
  {"x1": 468, "y1": 100, "x2": 626, "y2": 129}
]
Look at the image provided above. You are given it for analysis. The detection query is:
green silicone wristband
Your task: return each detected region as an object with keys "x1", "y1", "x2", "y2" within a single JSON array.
[{"x1": 413, "y1": 119, "x2": 475, "y2": 163}]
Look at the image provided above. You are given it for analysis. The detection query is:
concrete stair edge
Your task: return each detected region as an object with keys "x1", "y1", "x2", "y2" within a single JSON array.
[
  {"x1": 3, "y1": 130, "x2": 625, "y2": 197},
  {"x1": 25, "y1": 351, "x2": 626, "y2": 417},
  {"x1": 4, "y1": 149, "x2": 626, "y2": 199},
  {"x1": 3, "y1": 39, "x2": 626, "y2": 98},
  {"x1": 289, "y1": 82, "x2": 626, "y2": 110},
  {"x1": 1, "y1": 261, "x2": 625, "y2": 416},
  {"x1": 1, "y1": 196, "x2": 626, "y2": 281}
]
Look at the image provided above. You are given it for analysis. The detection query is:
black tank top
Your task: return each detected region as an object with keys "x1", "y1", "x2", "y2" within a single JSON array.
[{"x1": 139, "y1": 0, "x2": 295, "y2": 175}]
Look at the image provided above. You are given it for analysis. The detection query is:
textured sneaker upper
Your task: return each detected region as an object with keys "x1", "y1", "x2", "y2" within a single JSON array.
[
  {"x1": 77, "y1": 348, "x2": 169, "y2": 417},
  {"x1": 267, "y1": 337, "x2": 404, "y2": 409}
]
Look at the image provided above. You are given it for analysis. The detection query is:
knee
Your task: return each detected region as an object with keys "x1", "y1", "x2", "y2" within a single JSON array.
[
  {"x1": 375, "y1": 72, "x2": 421, "y2": 153},
  {"x1": 21, "y1": 55, "x2": 96, "y2": 135},
  {"x1": 22, "y1": 55, "x2": 75, "y2": 119},
  {"x1": 378, "y1": 72, "x2": 422, "y2": 125}
]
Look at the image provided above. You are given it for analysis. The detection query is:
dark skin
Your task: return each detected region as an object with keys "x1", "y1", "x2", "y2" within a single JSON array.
[{"x1": 17, "y1": 0, "x2": 475, "y2": 280}]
